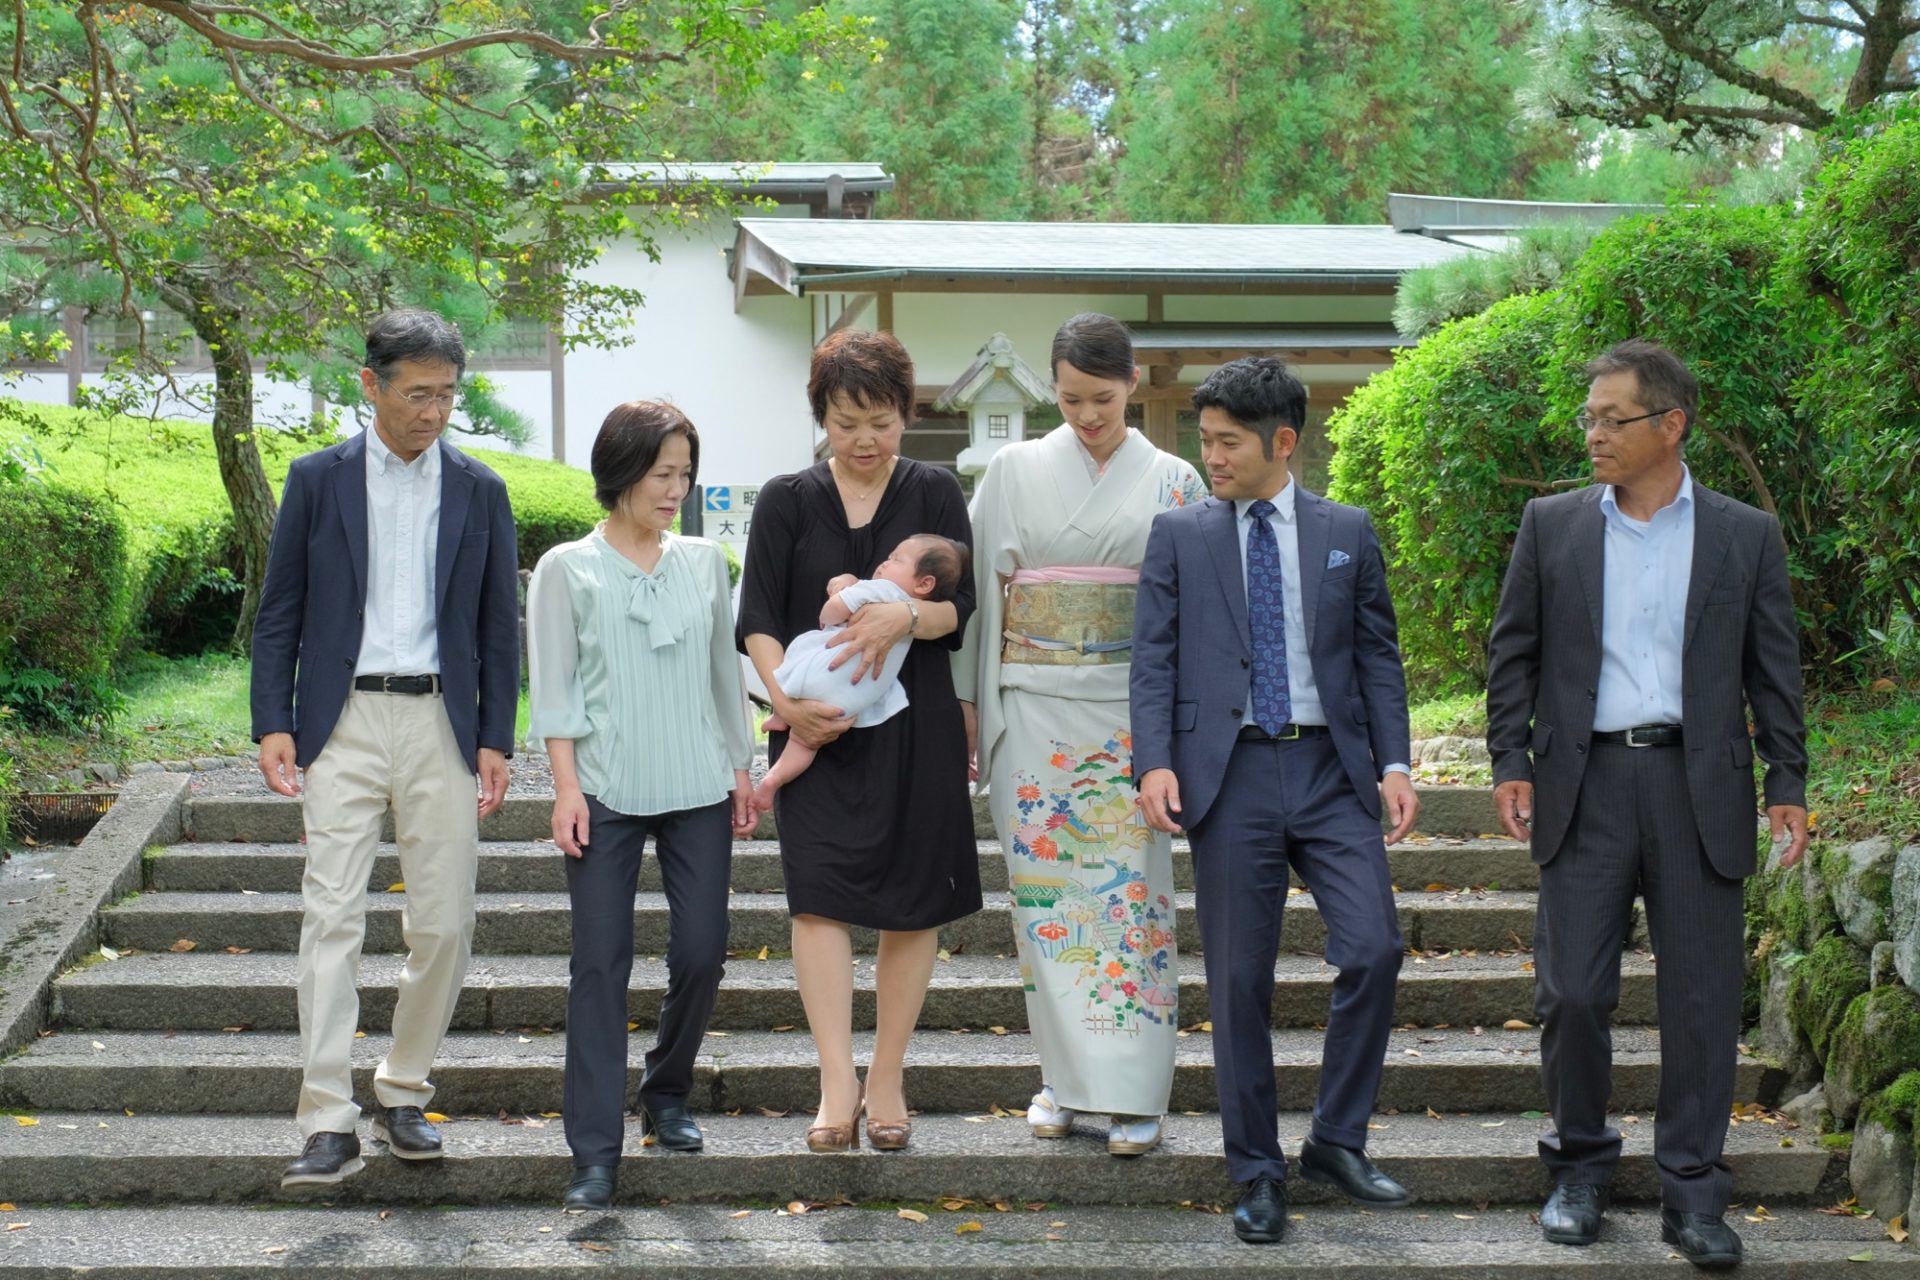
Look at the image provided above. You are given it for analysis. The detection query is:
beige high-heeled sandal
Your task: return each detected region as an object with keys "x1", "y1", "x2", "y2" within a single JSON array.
[
  {"x1": 865, "y1": 1104, "x2": 912, "y2": 1151},
  {"x1": 805, "y1": 1090, "x2": 865, "y2": 1153}
]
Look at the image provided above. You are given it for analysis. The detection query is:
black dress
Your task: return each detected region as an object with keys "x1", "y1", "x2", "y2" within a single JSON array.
[{"x1": 735, "y1": 458, "x2": 982, "y2": 930}]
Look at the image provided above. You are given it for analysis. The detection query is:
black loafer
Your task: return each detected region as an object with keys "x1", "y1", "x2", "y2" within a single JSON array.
[
  {"x1": 1298, "y1": 1135, "x2": 1410, "y2": 1207},
  {"x1": 564, "y1": 1164, "x2": 617, "y2": 1212},
  {"x1": 281, "y1": 1131, "x2": 364, "y2": 1187},
  {"x1": 371, "y1": 1105, "x2": 444, "y2": 1160},
  {"x1": 1233, "y1": 1176, "x2": 1288, "y2": 1245},
  {"x1": 1661, "y1": 1209, "x2": 1743, "y2": 1269},
  {"x1": 641, "y1": 1103, "x2": 705, "y2": 1152},
  {"x1": 1541, "y1": 1183, "x2": 1609, "y2": 1246}
]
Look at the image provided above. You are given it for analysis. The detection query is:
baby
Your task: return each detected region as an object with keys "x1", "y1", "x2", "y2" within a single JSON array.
[{"x1": 754, "y1": 534, "x2": 968, "y2": 814}]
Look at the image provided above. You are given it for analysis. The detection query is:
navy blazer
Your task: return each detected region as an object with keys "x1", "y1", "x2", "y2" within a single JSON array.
[
  {"x1": 250, "y1": 432, "x2": 520, "y2": 772},
  {"x1": 1130, "y1": 488, "x2": 1412, "y2": 830}
]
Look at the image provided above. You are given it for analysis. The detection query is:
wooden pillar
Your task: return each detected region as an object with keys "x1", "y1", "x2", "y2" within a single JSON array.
[
  {"x1": 1144, "y1": 360, "x2": 1182, "y2": 453},
  {"x1": 876, "y1": 291, "x2": 895, "y2": 334},
  {"x1": 547, "y1": 324, "x2": 567, "y2": 465}
]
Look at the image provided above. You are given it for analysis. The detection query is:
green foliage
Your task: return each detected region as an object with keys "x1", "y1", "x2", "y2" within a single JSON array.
[
  {"x1": 1803, "y1": 690, "x2": 1920, "y2": 845},
  {"x1": 475, "y1": 451, "x2": 603, "y2": 571},
  {"x1": 1787, "y1": 116, "x2": 1920, "y2": 646},
  {"x1": 1327, "y1": 290, "x2": 1577, "y2": 692},
  {"x1": 1786, "y1": 934, "x2": 1871, "y2": 1060},
  {"x1": 0, "y1": 481, "x2": 131, "y2": 729},
  {"x1": 1829, "y1": 985, "x2": 1920, "y2": 1112},
  {"x1": 1394, "y1": 225, "x2": 1596, "y2": 340}
]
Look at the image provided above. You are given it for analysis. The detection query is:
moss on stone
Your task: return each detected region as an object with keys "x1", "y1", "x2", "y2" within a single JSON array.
[
  {"x1": 1821, "y1": 1132, "x2": 1855, "y2": 1150},
  {"x1": 1786, "y1": 935, "x2": 1872, "y2": 1060},
  {"x1": 1828, "y1": 986, "x2": 1920, "y2": 1122},
  {"x1": 1759, "y1": 859, "x2": 1839, "y2": 952}
]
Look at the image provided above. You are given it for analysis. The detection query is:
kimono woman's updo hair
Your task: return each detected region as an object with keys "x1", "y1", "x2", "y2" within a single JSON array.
[{"x1": 1050, "y1": 312, "x2": 1136, "y2": 382}]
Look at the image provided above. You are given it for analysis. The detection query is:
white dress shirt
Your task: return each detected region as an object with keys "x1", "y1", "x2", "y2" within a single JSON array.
[
  {"x1": 1235, "y1": 481, "x2": 1409, "y2": 777},
  {"x1": 1594, "y1": 467, "x2": 1695, "y2": 732},
  {"x1": 356, "y1": 427, "x2": 441, "y2": 677}
]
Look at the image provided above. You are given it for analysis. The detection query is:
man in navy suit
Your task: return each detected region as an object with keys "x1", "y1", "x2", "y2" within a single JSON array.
[
  {"x1": 252, "y1": 308, "x2": 519, "y2": 1187},
  {"x1": 1131, "y1": 356, "x2": 1419, "y2": 1245}
]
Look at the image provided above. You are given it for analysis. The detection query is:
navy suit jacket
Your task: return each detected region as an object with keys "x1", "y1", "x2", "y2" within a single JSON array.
[
  {"x1": 250, "y1": 432, "x2": 520, "y2": 772},
  {"x1": 1130, "y1": 488, "x2": 1412, "y2": 830}
]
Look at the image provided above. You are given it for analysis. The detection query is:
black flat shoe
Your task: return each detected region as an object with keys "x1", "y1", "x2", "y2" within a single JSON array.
[
  {"x1": 1662, "y1": 1209, "x2": 1743, "y2": 1269},
  {"x1": 1233, "y1": 1176, "x2": 1289, "y2": 1245},
  {"x1": 640, "y1": 1103, "x2": 704, "y2": 1152},
  {"x1": 1298, "y1": 1135, "x2": 1410, "y2": 1207},
  {"x1": 371, "y1": 1105, "x2": 444, "y2": 1160},
  {"x1": 563, "y1": 1164, "x2": 618, "y2": 1212},
  {"x1": 281, "y1": 1131, "x2": 364, "y2": 1187},
  {"x1": 1541, "y1": 1183, "x2": 1609, "y2": 1246}
]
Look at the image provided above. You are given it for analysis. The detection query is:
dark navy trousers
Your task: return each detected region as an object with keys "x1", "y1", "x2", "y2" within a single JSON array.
[
  {"x1": 1189, "y1": 734, "x2": 1403, "y2": 1185},
  {"x1": 563, "y1": 795, "x2": 731, "y2": 1168}
]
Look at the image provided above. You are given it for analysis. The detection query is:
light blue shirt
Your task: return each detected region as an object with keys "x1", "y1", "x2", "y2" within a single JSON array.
[
  {"x1": 1594, "y1": 467, "x2": 1695, "y2": 732},
  {"x1": 357, "y1": 428, "x2": 440, "y2": 677},
  {"x1": 1235, "y1": 481, "x2": 1408, "y2": 778}
]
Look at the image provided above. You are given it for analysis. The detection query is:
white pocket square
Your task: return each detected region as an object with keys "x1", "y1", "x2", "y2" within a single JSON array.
[{"x1": 1326, "y1": 549, "x2": 1352, "y2": 570}]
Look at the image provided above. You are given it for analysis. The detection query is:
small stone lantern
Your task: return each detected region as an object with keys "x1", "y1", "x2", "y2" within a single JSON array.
[{"x1": 936, "y1": 333, "x2": 1054, "y2": 477}]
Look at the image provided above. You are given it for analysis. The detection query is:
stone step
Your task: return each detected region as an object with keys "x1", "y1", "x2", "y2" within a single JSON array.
[
  {"x1": 101, "y1": 889, "x2": 1569, "y2": 957},
  {"x1": 53, "y1": 950, "x2": 1655, "y2": 1034},
  {"x1": 0, "y1": 1026, "x2": 1756, "y2": 1118},
  {"x1": 145, "y1": 835, "x2": 1539, "y2": 896},
  {"x1": 0, "y1": 1204, "x2": 1907, "y2": 1277},
  {"x1": 0, "y1": 1111, "x2": 1836, "y2": 1209},
  {"x1": 179, "y1": 784, "x2": 1505, "y2": 845}
]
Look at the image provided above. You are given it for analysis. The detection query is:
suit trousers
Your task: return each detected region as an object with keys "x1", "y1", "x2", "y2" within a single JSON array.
[
  {"x1": 1534, "y1": 740, "x2": 1746, "y2": 1214},
  {"x1": 296, "y1": 690, "x2": 479, "y2": 1136},
  {"x1": 1190, "y1": 734, "x2": 1404, "y2": 1184},
  {"x1": 564, "y1": 795, "x2": 732, "y2": 1168}
]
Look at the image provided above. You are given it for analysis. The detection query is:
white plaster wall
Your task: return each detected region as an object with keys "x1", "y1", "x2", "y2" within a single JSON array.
[
  {"x1": 890, "y1": 293, "x2": 1150, "y2": 386},
  {"x1": 0, "y1": 371, "x2": 68, "y2": 408},
  {"x1": 563, "y1": 211, "x2": 816, "y2": 494},
  {"x1": 445, "y1": 369, "x2": 556, "y2": 460}
]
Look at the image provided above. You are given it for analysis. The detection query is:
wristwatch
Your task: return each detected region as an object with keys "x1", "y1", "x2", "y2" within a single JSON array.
[{"x1": 904, "y1": 600, "x2": 920, "y2": 636}]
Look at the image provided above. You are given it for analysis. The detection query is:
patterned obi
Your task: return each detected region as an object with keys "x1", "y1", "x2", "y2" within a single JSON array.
[{"x1": 1002, "y1": 568, "x2": 1139, "y2": 666}]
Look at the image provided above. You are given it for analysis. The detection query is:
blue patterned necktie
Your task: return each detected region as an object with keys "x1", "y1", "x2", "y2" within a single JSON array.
[{"x1": 1246, "y1": 500, "x2": 1292, "y2": 735}]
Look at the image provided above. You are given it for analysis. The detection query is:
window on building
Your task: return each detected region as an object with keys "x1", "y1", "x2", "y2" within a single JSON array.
[{"x1": 987, "y1": 412, "x2": 1010, "y2": 439}]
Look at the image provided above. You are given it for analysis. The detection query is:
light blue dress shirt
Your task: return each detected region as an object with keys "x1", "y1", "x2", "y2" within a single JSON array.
[
  {"x1": 1235, "y1": 482, "x2": 1408, "y2": 778},
  {"x1": 357, "y1": 428, "x2": 440, "y2": 677},
  {"x1": 1594, "y1": 467, "x2": 1695, "y2": 732}
]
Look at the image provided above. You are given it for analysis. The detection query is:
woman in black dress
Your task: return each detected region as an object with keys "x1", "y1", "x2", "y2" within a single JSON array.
[{"x1": 737, "y1": 329, "x2": 980, "y2": 1153}]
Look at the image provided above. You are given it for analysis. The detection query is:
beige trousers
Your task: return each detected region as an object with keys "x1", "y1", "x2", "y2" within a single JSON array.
[{"x1": 295, "y1": 690, "x2": 479, "y2": 1136}]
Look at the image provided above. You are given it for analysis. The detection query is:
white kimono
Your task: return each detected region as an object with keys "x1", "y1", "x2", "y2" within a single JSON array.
[{"x1": 956, "y1": 426, "x2": 1206, "y2": 1116}]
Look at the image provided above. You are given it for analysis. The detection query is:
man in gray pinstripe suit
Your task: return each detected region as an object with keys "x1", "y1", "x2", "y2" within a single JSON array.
[{"x1": 1486, "y1": 340, "x2": 1808, "y2": 1270}]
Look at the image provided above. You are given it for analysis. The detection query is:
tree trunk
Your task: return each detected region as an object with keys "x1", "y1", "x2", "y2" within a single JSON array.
[
  {"x1": 1844, "y1": 0, "x2": 1910, "y2": 113},
  {"x1": 164, "y1": 282, "x2": 278, "y2": 651}
]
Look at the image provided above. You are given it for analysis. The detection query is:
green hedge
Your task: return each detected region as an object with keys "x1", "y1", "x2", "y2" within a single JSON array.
[{"x1": 0, "y1": 480, "x2": 131, "y2": 727}]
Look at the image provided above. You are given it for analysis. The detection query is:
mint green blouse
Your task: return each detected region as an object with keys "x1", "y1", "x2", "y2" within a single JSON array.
[{"x1": 526, "y1": 529, "x2": 752, "y2": 816}]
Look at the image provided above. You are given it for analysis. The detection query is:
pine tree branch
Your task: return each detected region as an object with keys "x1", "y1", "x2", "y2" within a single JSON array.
[
  {"x1": 1612, "y1": 0, "x2": 1836, "y2": 129},
  {"x1": 1789, "y1": 9, "x2": 1867, "y2": 34}
]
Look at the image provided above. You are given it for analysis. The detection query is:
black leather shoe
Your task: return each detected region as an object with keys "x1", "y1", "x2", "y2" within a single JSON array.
[
  {"x1": 281, "y1": 1131, "x2": 364, "y2": 1187},
  {"x1": 1232, "y1": 1176, "x2": 1289, "y2": 1245},
  {"x1": 1298, "y1": 1135, "x2": 1411, "y2": 1207},
  {"x1": 563, "y1": 1164, "x2": 617, "y2": 1212},
  {"x1": 371, "y1": 1105, "x2": 443, "y2": 1160},
  {"x1": 1541, "y1": 1183, "x2": 1609, "y2": 1246},
  {"x1": 641, "y1": 1103, "x2": 705, "y2": 1152},
  {"x1": 1662, "y1": 1209, "x2": 1743, "y2": 1269}
]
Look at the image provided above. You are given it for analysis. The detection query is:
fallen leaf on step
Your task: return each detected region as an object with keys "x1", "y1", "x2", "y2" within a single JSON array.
[
  {"x1": 1849, "y1": 1251, "x2": 1874, "y2": 1263},
  {"x1": 989, "y1": 1026, "x2": 1008, "y2": 1035},
  {"x1": 1502, "y1": 1019, "x2": 1531, "y2": 1030},
  {"x1": 387, "y1": 883, "x2": 405, "y2": 893},
  {"x1": 224, "y1": 946, "x2": 252, "y2": 955},
  {"x1": 898, "y1": 1209, "x2": 928, "y2": 1223},
  {"x1": 627, "y1": 1022, "x2": 639, "y2": 1032},
  {"x1": 537, "y1": 1226, "x2": 551, "y2": 1233},
  {"x1": 1481, "y1": 1121, "x2": 1506, "y2": 1128},
  {"x1": 1453, "y1": 1214, "x2": 1475, "y2": 1220},
  {"x1": 98, "y1": 946, "x2": 120, "y2": 961},
  {"x1": 729, "y1": 1210, "x2": 751, "y2": 1219},
  {"x1": 941, "y1": 1199, "x2": 974, "y2": 1211},
  {"x1": 354, "y1": 1031, "x2": 367, "y2": 1039},
  {"x1": 378, "y1": 1209, "x2": 393, "y2": 1221},
  {"x1": 424, "y1": 1113, "x2": 449, "y2": 1123},
  {"x1": 91, "y1": 1041, "x2": 104, "y2": 1052},
  {"x1": 240, "y1": 889, "x2": 260, "y2": 896},
  {"x1": 1426, "y1": 1107, "x2": 1443, "y2": 1120},
  {"x1": 13, "y1": 1117, "x2": 37, "y2": 1127},
  {"x1": 937, "y1": 949, "x2": 952, "y2": 962},
  {"x1": 1046, "y1": 1233, "x2": 1064, "y2": 1241},
  {"x1": 169, "y1": 939, "x2": 197, "y2": 952},
  {"x1": 955, "y1": 1221, "x2": 982, "y2": 1234},
  {"x1": 1889, "y1": 1215, "x2": 1909, "y2": 1244},
  {"x1": 770, "y1": 1025, "x2": 796, "y2": 1032},
  {"x1": 222, "y1": 1026, "x2": 252, "y2": 1034},
  {"x1": 261, "y1": 1245, "x2": 285, "y2": 1255},
  {"x1": 786, "y1": 1201, "x2": 810, "y2": 1216},
  {"x1": 757, "y1": 1107, "x2": 790, "y2": 1118},
  {"x1": 0, "y1": 1205, "x2": 12, "y2": 1212},
  {"x1": 540, "y1": 1112, "x2": 560, "y2": 1119},
  {"x1": 4, "y1": 1224, "x2": 27, "y2": 1232},
  {"x1": 756, "y1": 946, "x2": 769, "y2": 961},
  {"x1": 580, "y1": 1242, "x2": 611, "y2": 1253}
]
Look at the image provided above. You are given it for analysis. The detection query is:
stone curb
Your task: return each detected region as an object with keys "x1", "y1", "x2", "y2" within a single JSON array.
[{"x1": 0, "y1": 772, "x2": 189, "y2": 1058}]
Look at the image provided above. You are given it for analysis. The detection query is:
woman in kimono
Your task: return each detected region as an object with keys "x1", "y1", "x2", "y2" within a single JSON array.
[{"x1": 956, "y1": 312, "x2": 1205, "y2": 1155}]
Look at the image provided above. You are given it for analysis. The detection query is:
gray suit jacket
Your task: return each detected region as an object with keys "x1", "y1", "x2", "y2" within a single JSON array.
[
  {"x1": 1131, "y1": 489, "x2": 1412, "y2": 830},
  {"x1": 1484, "y1": 482, "x2": 1806, "y2": 879}
]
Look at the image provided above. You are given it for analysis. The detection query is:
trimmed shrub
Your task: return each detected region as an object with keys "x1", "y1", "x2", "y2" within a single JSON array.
[
  {"x1": 477, "y1": 450, "x2": 604, "y2": 570},
  {"x1": 0, "y1": 481, "x2": 131, "y2": 728},
  {"x1": 1788, "y1": 116, "x2": 1920, "y2": 669},
  {"x1": 1327, "y1": 290, "x2": 1577, "y2": 692}
]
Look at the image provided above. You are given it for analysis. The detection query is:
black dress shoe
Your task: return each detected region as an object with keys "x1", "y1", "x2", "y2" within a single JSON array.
[
  {"x1": 1233, "y1": 1176, "x2": 1289, "y2": 1245},
  {"x1": 641, "y1": 1103, "x2": 705, "y2": 1152},
  {"x1": 1662, "y1": 1209, "x2": 1743, "y2": 1269},
  {"x1": 371, "y1": 1105, "x2": 444, "y2": 1160},
  {"x1": 563, "y1": 1164, "x2": 617, "y2": 1212},
  {"x1": 281, "y1": 1131, "x2": 364, "y2": 1187},
  {"x1": 1298, "y1": 1135, "x2": 1410, "y2": 1207},
  {"x1": 1540, "y1": 1183, "x2": 1609, "y2": 1246}
]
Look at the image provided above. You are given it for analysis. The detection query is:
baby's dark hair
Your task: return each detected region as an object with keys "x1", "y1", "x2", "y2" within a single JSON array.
[{"x1": 910, "y1": 534, "x2": 969, "y2": 602}]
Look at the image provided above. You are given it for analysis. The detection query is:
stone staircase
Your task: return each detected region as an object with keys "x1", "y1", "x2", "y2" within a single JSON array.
[{"x1": 1, "y1": 779, "x2": 1911, "y2": 1275}]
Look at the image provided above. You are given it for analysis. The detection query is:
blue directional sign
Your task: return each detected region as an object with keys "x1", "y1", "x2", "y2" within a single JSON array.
[{"x1": 705, "y1": 486, "x2": 730, "y2": 512}]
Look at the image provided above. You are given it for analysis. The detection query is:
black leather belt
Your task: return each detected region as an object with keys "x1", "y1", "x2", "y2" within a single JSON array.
[
  {"x1": 1238, "y1": 723, "x2": 1331, "y2": 742},
  {"x1": 353, "y1": 674, "x2": 442, "y2": 696},
  {"x1": 1592, "y1": 724, "x2": 1682, "y2": 748}
]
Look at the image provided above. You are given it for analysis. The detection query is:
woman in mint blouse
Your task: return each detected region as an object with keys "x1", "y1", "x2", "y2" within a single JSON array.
[{"x1": 526, "y1": 401, "x2": 755, "y2": 1212}]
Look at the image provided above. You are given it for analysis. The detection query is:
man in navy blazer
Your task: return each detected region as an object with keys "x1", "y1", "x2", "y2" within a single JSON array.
[
  {"x1": 1132, "y1": 357, "x2": 1419, "y2": 1246},
  {"x1": 251, "y1": 309, "x2": 518, "y2": 1188}
]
